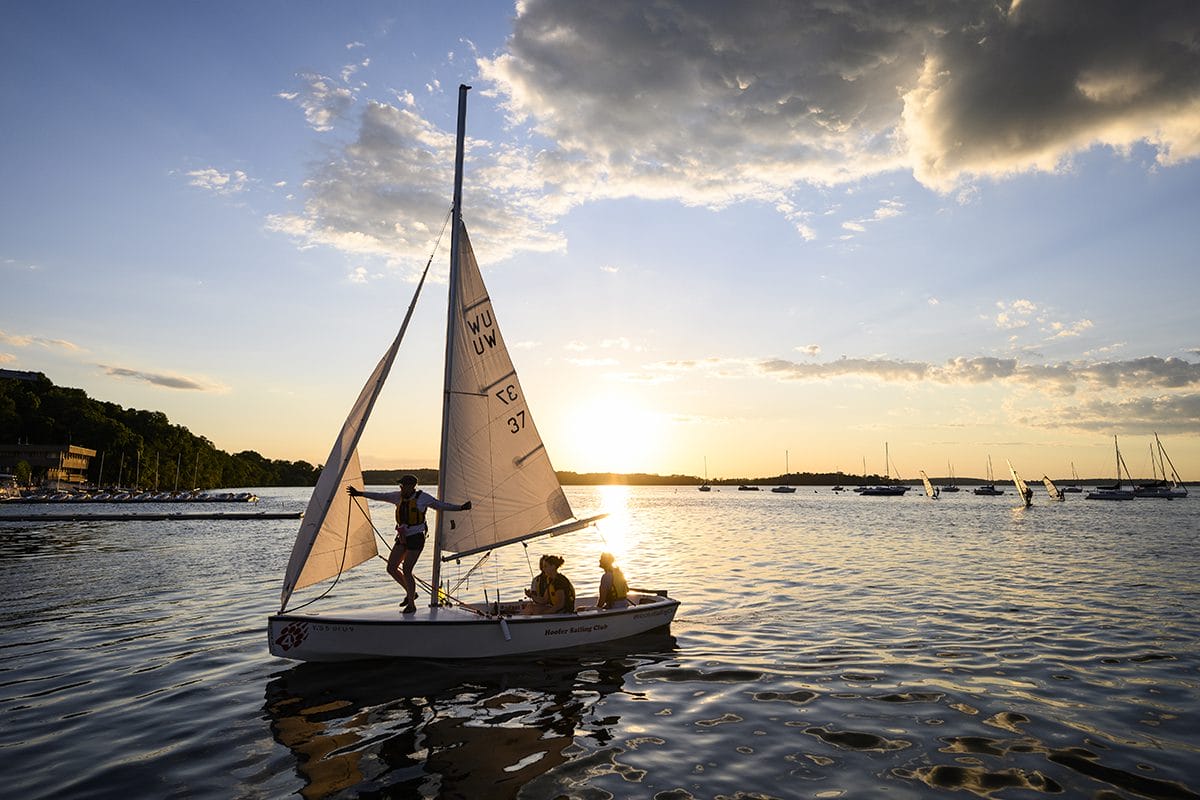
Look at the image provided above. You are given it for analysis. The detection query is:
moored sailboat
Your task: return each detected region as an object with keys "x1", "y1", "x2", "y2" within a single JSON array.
[
  {"x1": 771, "y1": 450, "x2": 797, "y2": 493},
  {"x1": 860, "y1": 442, "x2": 907, "y2": 496},
  {"x1": 1133, "y1": 433, "x2": 1188, "y2": 499},
  {"x1": 1086, "y1": 436, "x2": 1135, "y2": 500},
  {"x1": 1062, "y1": 462, "x2": 1082, "y2": 493},
  {"x1": 940, "y1": 462, "x2": 960, "y2": 493},
  {"x1": 973, "y1": 455, "x2": 1005, "y2": 496},
  {"x1": 267, "y1": 86, "x2": 679, "y2": 661}
]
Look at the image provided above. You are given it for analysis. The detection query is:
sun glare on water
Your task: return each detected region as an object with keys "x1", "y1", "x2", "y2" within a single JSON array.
[{"x1": 591, "y1": 484, "x2": 632, "y2": 557}]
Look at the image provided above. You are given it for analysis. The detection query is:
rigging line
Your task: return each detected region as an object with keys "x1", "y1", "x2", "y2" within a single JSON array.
[
  {"x1": 449, "y1": 551, "x2": 491, "y2": 594},
  {"x1": 522, "y1": 540, "x2": 536, "y2": 578}
]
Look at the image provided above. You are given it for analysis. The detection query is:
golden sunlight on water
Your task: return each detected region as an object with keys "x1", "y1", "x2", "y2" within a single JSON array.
[
  {"x1": 591, "y1": 483, "x2": 632, "y2": 558},
  {"x1": 3, "y1": 486, "x2": 1199, "y2": 798}
]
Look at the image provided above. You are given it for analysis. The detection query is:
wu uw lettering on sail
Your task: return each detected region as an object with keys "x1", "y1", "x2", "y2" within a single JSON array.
[{"x1": 437, "y1": 225, "x2": 574, "y2": 559}]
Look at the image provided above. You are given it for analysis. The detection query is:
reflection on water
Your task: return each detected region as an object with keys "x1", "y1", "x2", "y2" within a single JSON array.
[
  {"x1": 4, "y1": 487, "x2": 1200, "y2": 798},
  {"x1": 264, "y1": 633, "x2": 677, "y2": 799}
]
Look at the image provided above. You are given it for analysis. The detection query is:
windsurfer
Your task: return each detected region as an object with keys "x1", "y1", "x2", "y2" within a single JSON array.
[{"x1": 348, "y1": 474, "x2": 471, "y2": 613}]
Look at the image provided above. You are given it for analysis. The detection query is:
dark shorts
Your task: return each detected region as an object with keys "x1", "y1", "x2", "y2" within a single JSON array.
[{"x1": 394, "y1": 532, "x2": 425, "y2": 555}]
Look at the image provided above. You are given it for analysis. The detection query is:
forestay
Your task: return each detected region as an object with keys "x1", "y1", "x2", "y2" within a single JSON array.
[{"x1": 437, "y1": 225, "x2": 576, "y2": 559}]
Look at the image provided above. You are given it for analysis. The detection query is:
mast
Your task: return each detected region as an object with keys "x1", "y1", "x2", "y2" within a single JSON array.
[
  {"x1": 1157, "y1": 432, "x2": 1184, "y2": 487},
  {"x1": 432, "y1": 84, "x2": 471, "y2": 606}
]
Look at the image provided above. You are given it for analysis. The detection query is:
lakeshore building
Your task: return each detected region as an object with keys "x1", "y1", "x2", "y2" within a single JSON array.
[{"x1": 0, "y1": 444, "x2": 97, "y2": 487}]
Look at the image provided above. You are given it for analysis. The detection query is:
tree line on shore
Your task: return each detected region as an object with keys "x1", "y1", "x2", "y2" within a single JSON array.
[{"x1": 1, "y1": 372, "x2": 318, "y2": 489}]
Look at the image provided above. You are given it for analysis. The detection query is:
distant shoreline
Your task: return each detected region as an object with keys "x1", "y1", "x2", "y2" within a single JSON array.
[{"x1": 361, "y1": 469, "x2": 1163, "y2": 488}]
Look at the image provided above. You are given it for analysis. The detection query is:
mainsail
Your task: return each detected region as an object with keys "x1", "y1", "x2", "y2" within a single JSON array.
[
  {"x1": 279, "y1": 265, "x2": 432, "y2": 611},
  {"x1": 1042, "y1": 475, "x2": 1064, "y2": 500},
  {"x1": 1008, "y1": 459, "x2": 1032, "y2": 506},
  {"x1": 436, "y1": 224, "x2": 576, "y2": 559}
]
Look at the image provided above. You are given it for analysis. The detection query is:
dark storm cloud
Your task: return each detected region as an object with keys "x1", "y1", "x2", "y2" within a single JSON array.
[{"x1": 483, "y1": 0, "x2": 1200, "y2": 193}]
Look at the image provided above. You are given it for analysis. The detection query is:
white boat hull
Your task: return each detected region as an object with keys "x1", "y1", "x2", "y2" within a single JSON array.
[{"x1": 268, "y1": 593, "x2": 679, "y2": 662}]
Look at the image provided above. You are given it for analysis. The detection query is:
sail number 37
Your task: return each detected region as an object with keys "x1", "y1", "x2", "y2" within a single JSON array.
[{"x1": 495, "y1": 384, "x2": 526, "y2": 433}]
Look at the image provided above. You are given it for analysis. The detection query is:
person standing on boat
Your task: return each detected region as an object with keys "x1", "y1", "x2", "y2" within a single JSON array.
[
  {"x1": 347, "y1": 475, "x2": 471, "y2": 613},
  {"x1": 596, "y1": 552, "x2": 630, "y2": 610},
  {"x1": 524, "y1": 555, "x2": 575, "y2": 615}
]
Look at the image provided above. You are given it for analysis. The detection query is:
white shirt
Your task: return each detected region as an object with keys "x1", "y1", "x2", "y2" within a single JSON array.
[{"x1": 356, "y1": 488, "x2": 464, "y2": 535}]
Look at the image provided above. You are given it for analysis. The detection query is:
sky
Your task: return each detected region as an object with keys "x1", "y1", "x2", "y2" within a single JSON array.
[{"x1": 2, "y1": 0, "x2": 1199, "y2": 482}]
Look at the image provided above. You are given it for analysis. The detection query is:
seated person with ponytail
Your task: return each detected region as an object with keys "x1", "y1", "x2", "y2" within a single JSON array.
[
  {"x1": 596, "y1": 551, "x2": 630, "y2": 610},
  {"x1": 523, "y1": 554, "x2": 575, "y2": 615}
]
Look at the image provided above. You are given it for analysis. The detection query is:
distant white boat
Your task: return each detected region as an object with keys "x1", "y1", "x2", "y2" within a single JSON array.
[
  {"x1": 772, "y1": 450, "x2": 797, "y2": 493},
  {"x1": 699, "y1": 456, "x2": 712, "y2": 492}
]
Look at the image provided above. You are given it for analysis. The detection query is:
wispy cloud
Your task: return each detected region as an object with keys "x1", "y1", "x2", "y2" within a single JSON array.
[
  {"x1": 648, "y1": 353, "x2": 1200, "y2": 398},
  {"x1": 100, "y1": 365, "x2": 228, "y2": 392},
  {"x1": 186, "y1": 168, "x2": 249, "y2": 195},
  {"x1": 278, "y1": 72, "x2": 356, "y2": 132},
  {"x1": 0, "y1": 330, "x2": 82, "y2": 351}
]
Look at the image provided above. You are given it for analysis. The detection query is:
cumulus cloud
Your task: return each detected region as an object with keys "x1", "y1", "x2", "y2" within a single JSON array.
[
  {"x1": 273, "y1": 2, "x2": 1200, "y2": 266},
  {"x1": 101, "y1": 366, "x2": 227, "y2": 392},
  {"x1": 267, "y1": 100, "x2": 565, "y2": 268},
  {"x1": 1021, "y1": 392, "x2": 1200, "y2": 435},
  {"x1": 646, "y1": 352, "x2": 1200, "y2": 398},
  {"x1": 479, "y1": 0, "x2": 1200, "y2": 205}
]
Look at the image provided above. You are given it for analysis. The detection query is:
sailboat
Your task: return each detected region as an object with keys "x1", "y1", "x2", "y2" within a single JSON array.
[
  {"x1": 1042, "y1": 475, "x2": 1065, "y2": 501},
  {"x1": 771, "y1": 450, "x2": 797, "y2": 493},
  {"x1": 919, "y1": 470, "x2": 939, "y2": 499},
  {"x1": 268, "y1": 86, "x2": 679, "y2": 661},
  {"x1": 860, "y1": 442, "x2": 906, "y2": 496},
  {"x1": 1062, "y1": 462, "x2": 1082, "y2": 493},
  {"x1": 973, "y1": 455, "x2": 1004, "y2": 495},
  {"x1": 698, "y1": 457, "x2": 712, "y2": 492},
  {"x1": 940, "y1": 462, "x2": 960, "y2": 493},
  {"x1": 1133, "y1": 433, "x2": 1188, "y2": 499},
  {"x1": 1086, "y1": 436, "x2": 1135, "y2": 500},
  {"x1": 1006, "y1": 459, "x2": 1032, "y2": 507}
]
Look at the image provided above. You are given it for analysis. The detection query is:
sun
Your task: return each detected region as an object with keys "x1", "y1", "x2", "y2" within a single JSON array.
[{"x1": 557, "y1": 391, "x2": 664, "y2": 474}]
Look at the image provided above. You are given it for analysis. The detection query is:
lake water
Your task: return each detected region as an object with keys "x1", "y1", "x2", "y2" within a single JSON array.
[{"x1": 2, "y1": 485, "x2": 1199, "y2": 799}]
